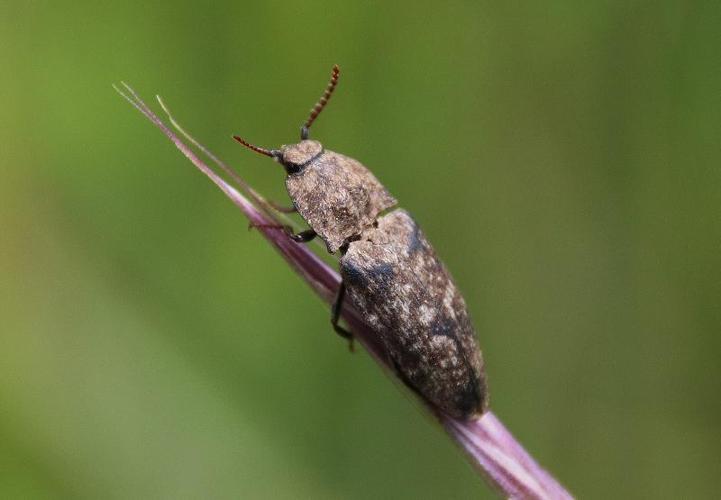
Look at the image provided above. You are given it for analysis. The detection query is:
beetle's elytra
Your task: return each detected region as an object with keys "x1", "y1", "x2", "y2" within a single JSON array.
[{"x1": 234, "y1": 65, "x2": 488, "y2": 420}]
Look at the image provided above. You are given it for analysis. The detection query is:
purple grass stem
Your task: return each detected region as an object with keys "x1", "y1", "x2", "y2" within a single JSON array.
[{"x1": 115, "y1": 83, "x2": 574, "y2": 500}]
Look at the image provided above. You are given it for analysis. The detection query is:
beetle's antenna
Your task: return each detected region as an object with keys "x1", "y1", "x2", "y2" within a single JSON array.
[
  {"x1": 301, "y1": 64, "x2": 340, "y2": 140},
  {"x1": 233, "y1": 136, "x2": 279, "y2": 158}
]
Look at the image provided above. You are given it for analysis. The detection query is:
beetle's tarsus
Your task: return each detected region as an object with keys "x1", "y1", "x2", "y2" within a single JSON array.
[
  {"x1": 331, "y1": 282, "x2": 355, "y2": 352},
  {"x1": 332, "y1": 323, "x2": 355, "y2": 352}
]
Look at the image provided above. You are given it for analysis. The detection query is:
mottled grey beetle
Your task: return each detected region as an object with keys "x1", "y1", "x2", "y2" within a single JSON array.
[{"x1": 234, "y1": 66, "x2": 488, "y2": 420}]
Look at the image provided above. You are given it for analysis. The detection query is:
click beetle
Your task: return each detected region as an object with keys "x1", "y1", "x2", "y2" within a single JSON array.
[{"x1": 234, "y1": 65, "x2": 488, "y2": 420}]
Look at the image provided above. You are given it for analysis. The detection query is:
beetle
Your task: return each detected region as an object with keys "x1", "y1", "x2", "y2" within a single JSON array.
[{"x1": 234, "y1": 65, "x2": 488, "y2": 420}]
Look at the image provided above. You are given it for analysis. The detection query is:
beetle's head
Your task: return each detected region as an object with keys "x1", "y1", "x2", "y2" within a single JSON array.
[{"x1": 277, "y1": 140, "x2": 323, "y2": 174}]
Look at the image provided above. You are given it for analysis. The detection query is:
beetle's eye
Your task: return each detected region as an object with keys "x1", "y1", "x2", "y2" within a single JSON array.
[{"x1": 281, "y1": 159, "x2": 302, "y2": 175}]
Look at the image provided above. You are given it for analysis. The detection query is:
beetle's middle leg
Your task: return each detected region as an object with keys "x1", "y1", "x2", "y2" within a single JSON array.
[
  {"x1": 331, "y1": 282, "x2": 354, "y2": 352},
  {"x1": 267, "y1": 200, "x2": 297, "y2": 213}
]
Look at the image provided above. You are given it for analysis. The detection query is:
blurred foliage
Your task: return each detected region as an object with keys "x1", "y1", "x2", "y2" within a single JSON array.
[{"x1": 1, "y1": 1, "x2": 720, "y2": 498}]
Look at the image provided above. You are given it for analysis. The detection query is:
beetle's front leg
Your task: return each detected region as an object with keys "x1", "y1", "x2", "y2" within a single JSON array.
[
  {"x1": 248, "y1": 222, "x2": 316, "y2": 243},
  {"x1": 288, "y1": 228, "x2": 317, "y2": 242},
  {"x1": 331, "y1": 282, "x2": 354, "y2": 352}
]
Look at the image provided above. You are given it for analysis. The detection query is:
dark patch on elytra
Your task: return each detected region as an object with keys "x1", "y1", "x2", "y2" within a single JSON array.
[
  {"x1": 340, "y1": 261, "x2": 395, "y2": 289},
  {"x1": 390, "y1": 350, "x2": 429, "y2": 391},
  {"x1": 340, "y1": 261, "x2": 365, "y2": 287},
  {"x1": 390, "y1": 354, "x2": 416, "y2": 392},
  {"x1": 367, "y1": 262, "x2": 395, "y2": 287},
  {"x1": 454, "y1": 378, "x2": 483, "y2": 417},
  {"x1": 430, "y1": 313, "x2": 458, "y2": 339},
  {"x1": 407, "y1": 218, "x2": 425, "y2": 254}
]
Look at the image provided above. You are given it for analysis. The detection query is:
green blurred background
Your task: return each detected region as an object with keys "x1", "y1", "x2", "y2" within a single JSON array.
[{"x1": 1, "y1": 1, "x2": 720, "y2": 498}]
